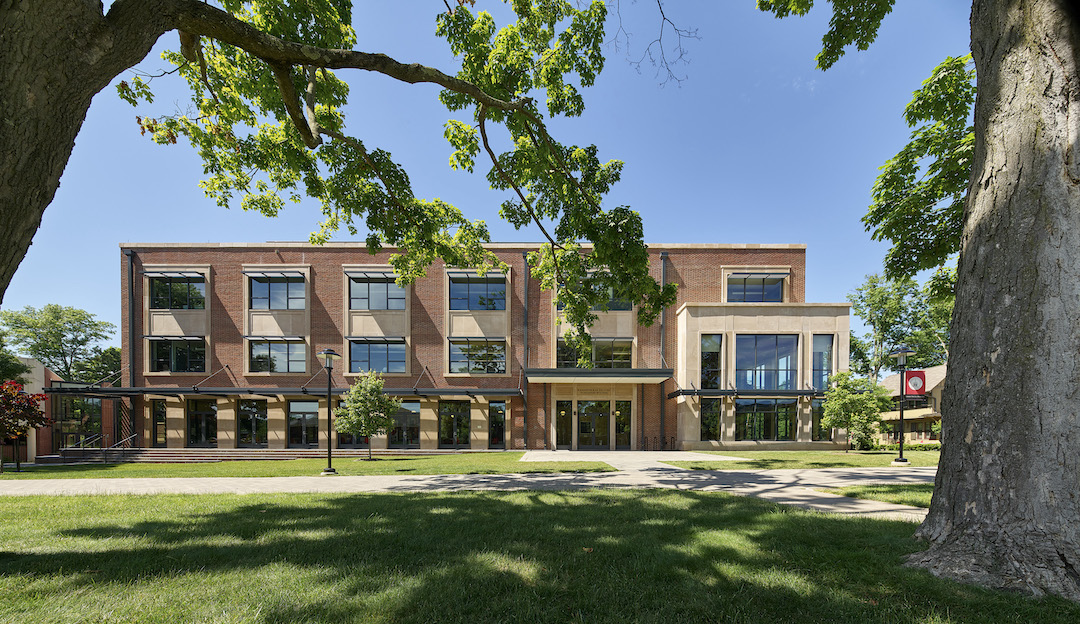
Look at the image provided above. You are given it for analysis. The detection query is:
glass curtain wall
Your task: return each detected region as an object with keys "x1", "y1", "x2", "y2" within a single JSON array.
[{"x1": 735, "y1": 399, "x2": 797, "y2": 441}]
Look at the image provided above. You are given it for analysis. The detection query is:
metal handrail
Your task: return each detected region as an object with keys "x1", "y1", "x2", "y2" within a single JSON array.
[
  {"x1": 102, "y1": 433, "x2": 139, "y2": 464},
  {"x1": 59, "y1": 434, "x2": 103, "y2": 464}
]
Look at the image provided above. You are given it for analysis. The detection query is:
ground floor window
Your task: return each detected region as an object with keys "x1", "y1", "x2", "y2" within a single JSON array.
[
  {"x1": 700, "y1": 398, "x2": 722, "y2": 441},
  {"x1": 52, "y1": 395, "x2": 102, "y2": 452},
  {"x1": 488, "y1": 401, "x2": 506, "y2": 449},
  {"x1": 556, "y1": 400, "x2": 573, "y2": 448},
  {"x1": 811, "y1": 399, "x2": 830, "y2": 441},
  {"x1": 735, "y1": 398, "x2": 796, "y2": 441},
  {"x1": 186, "y1": 399, "x2": 217, "y2": 447},
  {"x1": 439, "y1": 400, "x2": 470, "y2": 448},
  {"x1": 237, "y1": 399, "x2": 268, "y2": 447},
  {"x1": 614, "y1": 400, "x2": 631, "y2": 449},
  {"x1": 389, "y1": 402, "x2": 421, "y2": 449},
  {"x1": 151, "y1": 399, "x2": 167, "y2": 448},
  {"x1": 289, "y1": 400, "x2": 320, "y2": 447}
]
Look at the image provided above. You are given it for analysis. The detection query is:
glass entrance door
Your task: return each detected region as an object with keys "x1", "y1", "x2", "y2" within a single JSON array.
[
  {"x1": 237, "y1": 399, "x2": 268, "y2": 447},
  {"x1": 186, "y1": 399, "x2": 218, "y2": 447},
  {"x1": 439, "y1": 400, "x2": 471, "y2": 448},
  {"x1": 288, "y1": 400, "x2": 320, "y2": 448},
  {"x1": 577, "y1": 400, "x2": 610, "y2": 450},
  {"x1": 614, "y1": 400, "x2": 632, "y2": 449},
  {"x1": 556, "y1": 400, "x2": 573, "y2": 449},
  {"x1": 389, "y1": 401, "x2": 421, "y2": 449}
]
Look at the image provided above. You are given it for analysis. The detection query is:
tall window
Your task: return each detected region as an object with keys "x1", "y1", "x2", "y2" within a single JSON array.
[
  {"x1": 728, "y1": 273, "x2": 785, "y2": 303},
  {"x1": 349, "y1": 275, "x2": 406, "y2": 310},
  {"x1": 489, "y1": 401, "x2": 506, "y2": 449},
  {"x1": 151, "y1": 399, "x2": 167, "y2": 448},
  {"x1": 150, "y1": 339, "x2": 206, "y2": 373},
  {"x1": 439, "y1": 400, "x2": 470, "y2": 448},
  {"x1": 700, "y1": 334, "x2": 722, "y2": 389},
  {"x1": 249, "y1": 340, "x2": 306, "y2": 373},
  {"x1": 735, "y1": 399, "x2": 796, "y2": 441},
  {"x1": 812, "y1": 334, "x2": 833, "y2": 391},
  {"x1": 700, "y1": 398, "x2": 722, "y2": 441},
  {"x1": 250, "y1": 275, "x2": 305, "y2": 310},
  {"x1": 556, "y1": 338, "x2": 632, "y2": 368},
  {"x1": 735, "y1": 335, "x2": 797, "y2": 390},
  {"x1": 150, "y1": 275, "x2": 206, "y2": 309},
  {"x1": 811, "y1": 399, "x2": 830, "y2": 441},
  {"x1": 449, "y1": 275, "x2": 505, "y2": 310},
  {"x1": 449, "y1": 339, "x2": 506, "y2": 374},
  {"x1": 350, "y1": 339, "x2": 406, "y2": 374}
]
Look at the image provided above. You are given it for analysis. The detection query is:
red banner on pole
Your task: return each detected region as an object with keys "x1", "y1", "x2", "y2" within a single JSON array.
[{"x1": 904, "y1": 370, "x2": 926, "y2": 395}]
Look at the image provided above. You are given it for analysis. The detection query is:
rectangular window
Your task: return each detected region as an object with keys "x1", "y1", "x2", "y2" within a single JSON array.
[
  {"x1": 249, "y1": 340, "x2": 306, "y2": 373},
  {"x1": 812, "y1": 334, "x2": 833, "y2": 391},
  {"x1": 250, "y1": 276, "x2": 305, "y2": 310},
  {"x1": 151, "y1": 399, "x2": 167, "y2": 447},
  {"x1": 701, "y1": 334, "x2": 722, "y2": 389},
  {"x1": 556, "y1": 338, "x2": 633, "y2": 369},
  {"x1": 735, "y1": 334, "x2": 798, "y2": 391},
  {"x1": 811, "y1": 398, "x2": 831, "y2": 441},
  {"x1": 349, "y1": 339, "x2": 407, "y2": 374},
  {"x1": 449, "y1": 339, "x2": 506, "y2": 374},
  {"x1": 700, "y1": 398, "x2": 722, "y2": 441},
  {"x1": 150, "y1": 339, "x2": 206, "y2": 373},
  {"x1": 449, "y1": 275, "x2": 506, "y2": 310},
  {"x1": 349, "y1": 275, "x2": 406, "y2": 310},
  {"x1": 489, "y1": 401, "x2": 506, "y2": 449},
  {"x1": 556, "y1": 284, "x2": 632, "y2": 311},
  {"x1": 735, "y1": 399, "x2": 797, "y2": 441},
  {"x1": 149, "y1": 275, "x2": 206, "y2": 310},
  {"x1": 727, "y1": 273, "x2": 785, "y2": 303}
]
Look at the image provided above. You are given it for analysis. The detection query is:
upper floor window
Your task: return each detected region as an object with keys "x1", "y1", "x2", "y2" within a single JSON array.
[
  {"x1": 449, "y1": 339, "x2": 506, "y2": 374},
  {"x1": 249, "y1": 340, "x2": 306, "y2": 373},
  {"x1": 735, "y1": 334, "x2": 797, "y2": 391},
  {"x1": 249, "y1": 273, "x2": 305, "y2": 310},
  {"x1": 350, "y1": 339, "x2": 407, "y2": 374},
  {"x1": 150, "y1": 338, "x2": 206, "y2": 373},
  {"x1": 812, "y1": 334, "x2": 833, "y2": 391},
  {"x1": 727, "y1": 273, "x2": 785, "y2": 303},
  {"x1": 556, "y1": 338, "x2": 632, "y2": 369},
  {"x1": 449, "y1": 274, "x2": 505, "y2": 311},
  {"x1": 348, "y1": 272, "x2": 406, "y2": 310},
  {"x1": 701, "y1": 334, "x2": 722, "y2": 389},
  {"x1": 556, "y1": 284, "x2": 631, "y2": 311},
  {"x1": 148, "y1": 273, "x2": 206, "y2": 310}
]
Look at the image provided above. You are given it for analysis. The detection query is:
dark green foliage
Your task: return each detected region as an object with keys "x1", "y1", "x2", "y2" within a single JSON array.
[{"x1": 865, "y1": 55, "x2": 975, "y2": 278}]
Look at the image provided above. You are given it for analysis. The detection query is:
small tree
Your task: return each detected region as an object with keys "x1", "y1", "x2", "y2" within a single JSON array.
[
  {"x1": 0, "y1": 381, "x2": 49, "y2": 473},
  {"x1": 335, "y1": 372, "x2": 402, "y2": 461},
  {"x1": 822, "y1": 372, "x2": 892, "y2": 451}
]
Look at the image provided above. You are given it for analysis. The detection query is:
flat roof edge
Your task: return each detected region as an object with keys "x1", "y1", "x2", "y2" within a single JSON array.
[{"x1": 119, "y1": 242, "x2": 809, "y2": 251}]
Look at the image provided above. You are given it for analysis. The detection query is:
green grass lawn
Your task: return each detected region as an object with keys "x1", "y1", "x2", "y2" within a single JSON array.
[
  {"x1": 824, "y1": 483, "x2": 937, "y2": 509},
  {"x1": 1, "y1": 490, "x2": 1076, "y2": 623},
  {"x1": 666, "y1": 450, "x2": 940, "y2": 471},
  {"x1": 0, "y1": 452, "x2": 612, "y2": 479}
]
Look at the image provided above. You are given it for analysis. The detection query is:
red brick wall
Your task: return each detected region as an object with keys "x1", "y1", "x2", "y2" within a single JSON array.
[{"x1": 120, "y1": 243, "x2": 807, "y2": 450}]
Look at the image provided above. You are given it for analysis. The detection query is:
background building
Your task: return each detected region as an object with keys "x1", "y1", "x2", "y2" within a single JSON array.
[
  {"x1": 879, "y1": 364, "x2": 947, "y2": 445},
  {"x1": 45, "y1": 242, "x2": 850, "y2": 454}
]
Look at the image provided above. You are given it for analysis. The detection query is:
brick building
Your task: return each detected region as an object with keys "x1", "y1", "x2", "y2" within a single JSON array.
[{"x1": 55, "y1": 242, "x2": 848, "y2": 452}]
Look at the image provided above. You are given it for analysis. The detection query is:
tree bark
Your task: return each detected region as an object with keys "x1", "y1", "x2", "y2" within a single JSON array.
[
  {"x1": 911, "y1": 0, "x2": 1080, "y2": 601},
  {"x1": 0, "y1": 0, "x2": 173, "y2": 304}
]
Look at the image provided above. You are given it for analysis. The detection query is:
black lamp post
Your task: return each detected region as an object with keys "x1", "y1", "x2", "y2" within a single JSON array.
[
  {"x1": 318, "y1": 348, "x2": 341, "y2": 475},
  {"x1": 889, "y1": 346, "x2": 916, "y2": 465}
]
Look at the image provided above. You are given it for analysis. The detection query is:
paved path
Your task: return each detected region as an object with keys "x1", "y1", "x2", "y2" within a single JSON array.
[{"x1": 0, "y1": 452, "x2": 935, "y2": 522}]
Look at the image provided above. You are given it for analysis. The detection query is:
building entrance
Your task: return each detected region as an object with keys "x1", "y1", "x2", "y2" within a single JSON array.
[{"x1": 553, "y1": 398, "x2": 634, "y2": 450}]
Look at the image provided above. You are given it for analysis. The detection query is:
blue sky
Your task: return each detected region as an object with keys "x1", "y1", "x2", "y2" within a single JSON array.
[{"x1": 4, "y1": 1, "x2": 971, "y2": 347}]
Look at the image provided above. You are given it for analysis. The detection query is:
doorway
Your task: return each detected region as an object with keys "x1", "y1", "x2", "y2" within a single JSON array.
[
  {"x1": 577, "y1": 400, "x2": 610, "y2": 449},
  {"x1": 186, "y1": 399, "x2": 217, "y2": 447},
  {"x1": 553, "y1": 398, "x2": 634, "y2": 450},
  {"x1": 288, "y1": 400, "x2": 320, "y2": 448}
]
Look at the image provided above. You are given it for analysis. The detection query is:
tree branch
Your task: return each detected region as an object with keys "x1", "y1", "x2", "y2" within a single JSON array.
[{"x1": 269, "y1": 62, "x2": 322, "y2": 148}]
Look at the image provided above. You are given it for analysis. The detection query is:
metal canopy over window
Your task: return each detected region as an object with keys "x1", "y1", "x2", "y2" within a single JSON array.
[
  {"x1": 245, "y1": 336, "x2": 305, "y2": 341},
  {"x1": 143, "y1": 271, "x2": 205, "y2": 278},
  {"x1": 727, "y1": 272, "x2": 789, "y2": 280},
  {"x1": 445, "y1": 271, "x2": 505, "y2": 278},
  {"x1": 344, "y1": 270, "x2": 396, "y2": 280},
  {"x1": 346, "y1": 336, "x2": 406, "y2": 343},
  {"x1": 242, "y1": 270, "x2": 305, "y2": 279},
  {"x1": 143, "y1": 335, "x2": 204, "y2": 341}
]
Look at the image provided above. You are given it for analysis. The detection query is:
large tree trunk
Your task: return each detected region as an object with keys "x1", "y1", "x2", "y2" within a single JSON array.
[
  {"x1": 0, "y1": 0, "x2": 171, "y2": 305},
  {"x1": 911, "y1": 0, "x2": 1080, "y2": 601}
]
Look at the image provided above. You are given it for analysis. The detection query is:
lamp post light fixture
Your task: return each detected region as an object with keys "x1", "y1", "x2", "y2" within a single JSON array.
[
  {"x1": 889, "y1": 346, "x2": 916, "y2": 466},
  {"x1": 318, "y1": 348, "x2": 342, "y2": 475}
]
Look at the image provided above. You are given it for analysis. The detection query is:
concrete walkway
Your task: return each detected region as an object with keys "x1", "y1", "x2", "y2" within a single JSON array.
[{"x1": 0, "y1": 452, "x2": 935, "y2": 522}]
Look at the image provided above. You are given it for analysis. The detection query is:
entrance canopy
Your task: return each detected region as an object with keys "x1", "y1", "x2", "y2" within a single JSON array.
[{"x1": 524, "y1": 368, "x2": 673, "y2": 385}]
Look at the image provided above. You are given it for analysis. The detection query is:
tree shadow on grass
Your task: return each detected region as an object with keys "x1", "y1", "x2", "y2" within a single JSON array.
[{"x1": 0, "y1": 491, "x2": 1077, "y2": 623}]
